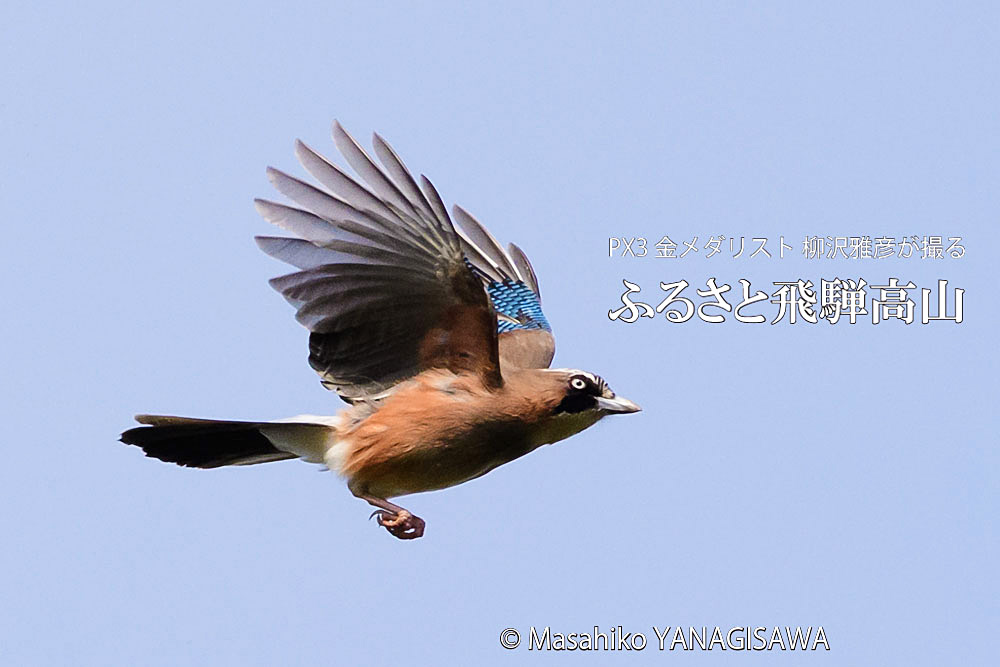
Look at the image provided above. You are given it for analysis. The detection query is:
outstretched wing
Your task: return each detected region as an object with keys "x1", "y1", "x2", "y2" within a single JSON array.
[
  {"x1": 451, "y1": 206, "x2": 555, "y2": 371},
  {"x1": 256, "y1": 122, "x2": 502, "y2": 401}
]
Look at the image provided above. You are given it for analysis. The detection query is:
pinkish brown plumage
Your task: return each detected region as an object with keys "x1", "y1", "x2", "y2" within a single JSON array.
[{"x1": 120, "y1": 122, "x2": 639, "y2": 540}]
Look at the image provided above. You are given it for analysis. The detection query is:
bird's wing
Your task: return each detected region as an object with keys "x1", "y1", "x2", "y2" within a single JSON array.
[
  {"x1": 450, "y1": 206, "x2": 555, "y2": 371},
  {"x1": 257, "y1": 122, "x2": 503, "y2": 401}
]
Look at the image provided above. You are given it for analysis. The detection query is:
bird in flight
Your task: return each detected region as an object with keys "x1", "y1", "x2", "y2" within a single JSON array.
[{"x1": 121, "y1": 122, "x2": 640, "y2": 539}]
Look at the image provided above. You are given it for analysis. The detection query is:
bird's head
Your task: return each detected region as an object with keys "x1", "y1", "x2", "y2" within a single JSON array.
[
  {"x1": 550, "y1": 369, "x2": 641, "y2": 416},
  {"x1": 517, "y1": 368, "x2": 640, "y2": 447}
]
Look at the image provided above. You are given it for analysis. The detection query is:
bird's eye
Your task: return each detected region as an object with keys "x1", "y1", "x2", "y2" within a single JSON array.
[{"x1": 570, "y1": 377, "x2": 587, "y2": 391}]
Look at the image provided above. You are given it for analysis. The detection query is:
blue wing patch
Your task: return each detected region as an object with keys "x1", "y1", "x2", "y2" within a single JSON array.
[{"x1": 487, "y1": 280, "x2": 551, "y2": 334}]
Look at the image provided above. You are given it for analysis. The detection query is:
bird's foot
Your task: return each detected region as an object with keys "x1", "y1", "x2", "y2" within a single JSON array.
[{"x1": 369, "y1": 509, "x2": 425, "y2": 540}]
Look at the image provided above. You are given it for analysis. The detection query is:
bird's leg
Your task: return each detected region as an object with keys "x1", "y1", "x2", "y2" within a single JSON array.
[{"x1": 361, "y1": 495, "x2": 425, "y2": 540}]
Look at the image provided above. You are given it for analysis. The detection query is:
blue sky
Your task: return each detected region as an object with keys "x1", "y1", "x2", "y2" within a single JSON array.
[{"x1": 1, "y1": 2, "x2": 996, "y2": 664}]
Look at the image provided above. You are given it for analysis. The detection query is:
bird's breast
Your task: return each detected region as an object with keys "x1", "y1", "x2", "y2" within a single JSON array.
[
  {"x1": 340, "y1": 408, "x2": 542, "y2": 498},
  {"x1": 333, "y1": 370, "x2": 585, "y2": 499}
]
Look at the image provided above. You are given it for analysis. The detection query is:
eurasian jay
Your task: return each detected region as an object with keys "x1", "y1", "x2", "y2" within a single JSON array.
[{"x1": 121, "y1": 122, "x2": 640, "y2": 539}]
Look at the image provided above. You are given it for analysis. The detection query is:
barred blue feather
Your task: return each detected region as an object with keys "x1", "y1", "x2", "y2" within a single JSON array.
[{"x1": 488, "y1": 280, "x2": 551, "y2": 333}]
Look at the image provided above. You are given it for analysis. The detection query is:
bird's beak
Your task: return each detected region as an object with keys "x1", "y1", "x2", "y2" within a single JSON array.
[{"x1": 595, "y1": 396, "x2": 641, "y2": 414}]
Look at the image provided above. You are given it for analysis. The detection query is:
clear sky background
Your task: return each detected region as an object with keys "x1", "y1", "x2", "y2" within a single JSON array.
[{"x1": 1, "y1": 2, "x2": 996, "y2": 665}]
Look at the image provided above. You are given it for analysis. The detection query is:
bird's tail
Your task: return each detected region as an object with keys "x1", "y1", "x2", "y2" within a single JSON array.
[{"x1": 120, "y1": 415, "x2": 335, "y2": 469}]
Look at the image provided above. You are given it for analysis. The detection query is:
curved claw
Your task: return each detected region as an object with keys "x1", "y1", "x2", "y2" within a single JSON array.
[
  {"x1": 370, "y1": 509, "x2": 425, "y2": 540},
  {"x1": 359, "y1": 495, "x2": 427, "y2": 540}
]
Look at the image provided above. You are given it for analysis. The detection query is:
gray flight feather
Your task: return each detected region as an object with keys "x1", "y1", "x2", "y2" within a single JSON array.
[
  {"x1": 452, "y1": 205, "x2": 523, "y2": 282},
  {"x1": 508, "y1": 242, "x2": 541, "y2": 298},
  {"x1": 257, "y1": 121, "x2": 550, "y2": 400}
]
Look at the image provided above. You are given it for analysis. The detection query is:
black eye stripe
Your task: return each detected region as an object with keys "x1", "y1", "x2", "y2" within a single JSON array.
[
  {"x1": 554, "y1": 393, "x2": 596, "y2": 414},
  {"x1": 556, "y1": 373, "x2": 610, "y2": 414}
]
